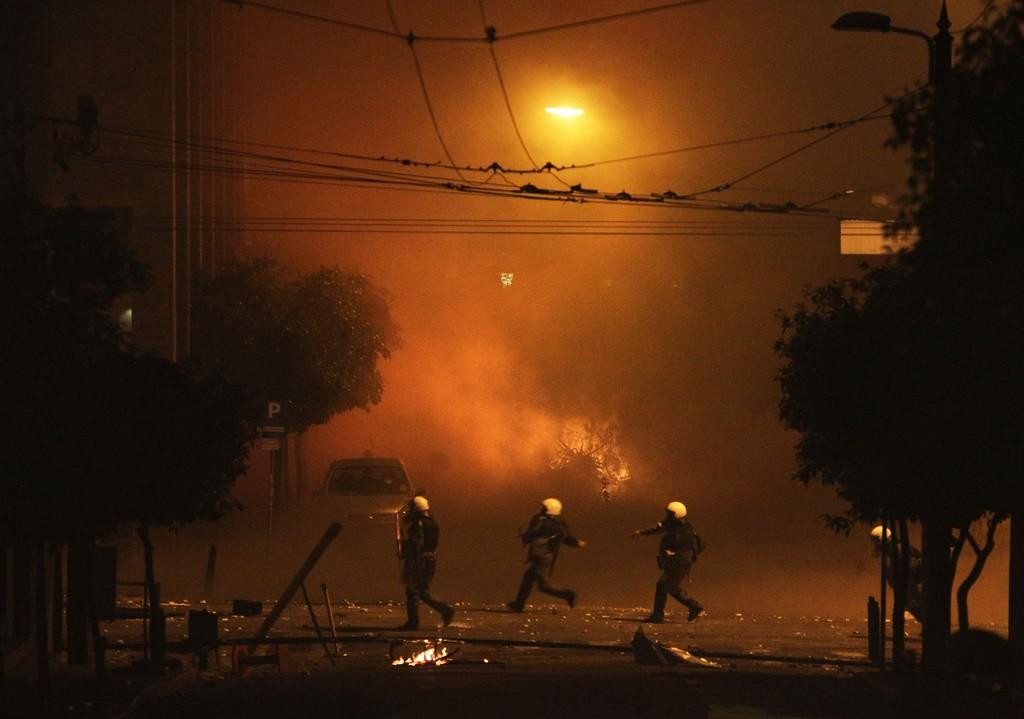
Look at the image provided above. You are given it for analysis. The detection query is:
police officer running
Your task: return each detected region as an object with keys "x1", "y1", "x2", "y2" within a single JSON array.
[
  {"x1": 396, "y1": 496, "x2": 455, "y2": 630},
  {"x1": 870, "y1": 524, "x2": 924, "y2": 623},
  {"x1": 633, "y1": 501, "x2": 705, "y2": 623},
  {"x1": 507, "y1": 498, "x2": 586, "y2": 612}
]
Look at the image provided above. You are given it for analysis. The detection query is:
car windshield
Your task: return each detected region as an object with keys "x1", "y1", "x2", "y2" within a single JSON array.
[{"x1": 327, "y1": 466, "x2": 409, "y2": 495}]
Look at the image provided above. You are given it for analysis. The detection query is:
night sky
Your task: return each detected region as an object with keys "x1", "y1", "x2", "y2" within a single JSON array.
[{"x1": 170, "y1": 0, "x2": 1008, "y2": 622}]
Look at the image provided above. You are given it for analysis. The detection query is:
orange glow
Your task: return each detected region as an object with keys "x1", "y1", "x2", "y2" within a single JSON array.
[
  {"x1": 392, "y1": 642, "x2": 450, "y2": 666},
  {"x1": 545, "y1": 106, "x2": 584, "y2": 117}
]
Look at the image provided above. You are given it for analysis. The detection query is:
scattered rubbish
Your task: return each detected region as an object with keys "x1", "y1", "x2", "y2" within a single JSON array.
[
  {"x1": 631, "y1": 628, "x2": 722, "y2": 668},
  {"x1": 231, "y1": 600, "x2": 263, "y2": 617},
  {"x1": 231, "y1": 644, "x2": 288, "y2": 676}
]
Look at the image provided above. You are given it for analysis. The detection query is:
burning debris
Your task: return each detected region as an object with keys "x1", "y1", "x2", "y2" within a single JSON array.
[
  {"x1": 549, "y1": 419, "x2": 631, "y2": 500},
  {"x1": 389, "y1": 639, "x2": 460, "y2": 667}
]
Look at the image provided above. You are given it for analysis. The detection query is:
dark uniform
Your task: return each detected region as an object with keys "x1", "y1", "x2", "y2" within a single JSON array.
[
  {"x1": 398, "y1": 507, "x2": 454, "y2": 630},
  {"x1": 875, "y1": 537, "x2": 924, "y2": 623},
  {"x1": 638, "y1": 514, "x2": 704, "y2": 622},
  {"x1": 507, "y1": 511, "x2": 582, "y2": 611}
]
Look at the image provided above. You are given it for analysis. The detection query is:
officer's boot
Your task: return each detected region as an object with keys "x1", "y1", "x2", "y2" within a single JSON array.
[
  {"x1": 671, "y1": 590, "x2": 705, "y2": 622},
  {"x1": 538, "y1": 582, "x2": 576, "y2": 609},
  {"x1": 507, "y1": 572, "x2": 533, "y2": 612},
  {"x1": 396, "y1": 590, "x2": 420, "y2": 630},
  {"x1": 643, "y1": 583, "x2": 667, "y2": 623},
  {"x1": 423, "y1": 593, "x2": 456, "y2": 626}
]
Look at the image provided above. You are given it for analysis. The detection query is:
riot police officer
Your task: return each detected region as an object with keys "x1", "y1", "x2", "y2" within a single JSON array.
[
  {"x1": 396, "y1": 496, "x2": 455, "y2": 630},
  {"x1": 507, "y1": 498, "x2": 586, "y2": 612},
  {"x1": 633, "y1": 501, "x2": 705, "y2": 623}
]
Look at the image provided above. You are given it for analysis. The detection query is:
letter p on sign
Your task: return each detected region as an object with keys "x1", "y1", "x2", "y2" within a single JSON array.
[{"x1": 267, "y1": 401, "x2": 282, "y2": 420}]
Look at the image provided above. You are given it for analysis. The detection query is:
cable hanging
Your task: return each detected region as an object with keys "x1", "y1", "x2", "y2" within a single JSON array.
[
  {"x1": 221, "y1": 0, "x2": 714, "y2": 44},
  {"x1": 385, "y1": 0, "x2": 467, "y2": 182},
  {"x1": 38, "y1": 110, "x2": 900, "y2": 180},
  {"x1": 685, "y1": 90, "x2": 920, "y2": 198}
]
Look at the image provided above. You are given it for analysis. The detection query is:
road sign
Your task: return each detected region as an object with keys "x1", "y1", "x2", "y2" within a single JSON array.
[{"x1": 259, "y1": 436, "x2": 283, "y2": 451}]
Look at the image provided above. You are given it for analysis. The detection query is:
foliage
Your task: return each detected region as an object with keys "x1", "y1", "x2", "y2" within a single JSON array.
[
  {"x1": 776, "y1": 0, "x2": 1024, "y2": 528},
  {"x1": 0, "y1": 192, "x2": 251, "y2": 547},
  {"x1": 885, "y1": 1, "x2": 1024, "y2": 514},
  {"x1": 191, "y1": 258, "x2": 400, "y2": 430},
  {"x1": 548, "y1": 419, "x2": 631, "y2": 500},
  {"x1": 775, "y1": 0, "x2": 1024, "y2": 666}
]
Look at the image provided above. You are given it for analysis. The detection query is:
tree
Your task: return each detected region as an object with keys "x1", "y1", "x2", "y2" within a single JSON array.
[
  {"x1": 98, "y1": 353, "x2": 251, "y2": 665},
  {"x1": 887, "y1": 0, "x2": 1024, "y2": 670},
  {"x1": 191, "y1": 258, "x2": 400, "y2": 500},
  {"x1": 776, "y1": 0, "x2": 1024, "y2": 673},
  {"x1": 547, "y1": 419, "x2": 631, "y2": 501},
  {"x1": 1, "y1": 191, "x2": 252, "y2": 678}
]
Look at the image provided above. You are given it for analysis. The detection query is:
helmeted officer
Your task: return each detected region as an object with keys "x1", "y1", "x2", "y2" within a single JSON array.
[
  {"x1": 507, "y1": 498, "x2": 586, "y2": 612},
  {"x1": 870, "y1": 524, "x2": 924, "y2": 623},
  {"x1": 633, "y1": 501, "x2": 705, "y2": 623},
  {"x1": 396, "y1": 496, "x2": 455, "y2": 630}
]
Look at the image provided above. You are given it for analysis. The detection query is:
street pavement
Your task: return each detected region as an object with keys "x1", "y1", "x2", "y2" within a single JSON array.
[{"x1": 110, "y1": 600, "x2": 890, "y2": 718}]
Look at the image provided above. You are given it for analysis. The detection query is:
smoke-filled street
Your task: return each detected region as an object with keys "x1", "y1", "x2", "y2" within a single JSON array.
[
  {"x1": 5, "y1": 0, "x2": 1024, "y2": 716},
  {"x1": 112, "y1": 599, "x2": 885, "y2": 718}
]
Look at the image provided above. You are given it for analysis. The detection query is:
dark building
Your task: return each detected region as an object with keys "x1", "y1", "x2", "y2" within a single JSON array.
[{"x1": 2, "y1": 0, "x2": 244, "y2": 679}]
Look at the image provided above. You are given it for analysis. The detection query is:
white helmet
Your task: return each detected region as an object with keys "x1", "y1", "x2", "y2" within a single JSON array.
[
  {"x1": 666, "y1": 501, "x2": 687, "y2": 519},
  {"x1": 870, "y1": 525, "x2": 891, "y2": 542},
  {"x1": 541, "y1": 498, "x2": 562, "y2": 516},
  {"x1": 411, "y1": 496, "x2": 430, "y2": 512}
]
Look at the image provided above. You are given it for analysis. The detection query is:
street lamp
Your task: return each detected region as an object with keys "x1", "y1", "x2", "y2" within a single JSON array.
[
  {"x1": 831, "y1": 1, "x2": 955, "y2": 673},
  {"x1": 832, "y1": 3, "x2": 951, "y2": 88}
]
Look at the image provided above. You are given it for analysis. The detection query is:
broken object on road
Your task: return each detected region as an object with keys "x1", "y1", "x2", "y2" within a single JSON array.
[{"x1": 631, "y1": 627, "x2": 722, "y2": 668}]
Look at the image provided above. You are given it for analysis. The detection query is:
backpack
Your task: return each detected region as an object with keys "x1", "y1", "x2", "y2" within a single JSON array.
[{"x1": 693, "y1": 533, "x2": 707, "y2": 559}]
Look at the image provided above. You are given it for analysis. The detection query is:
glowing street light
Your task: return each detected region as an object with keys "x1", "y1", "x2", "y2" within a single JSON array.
[{"x1": 545, "y1": 106, "x2": 583, "y2": 118}]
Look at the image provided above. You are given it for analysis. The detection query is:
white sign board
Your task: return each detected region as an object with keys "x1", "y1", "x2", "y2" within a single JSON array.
[{"x1": 840, "y1": 220, "x2": 919, "y2": 255}]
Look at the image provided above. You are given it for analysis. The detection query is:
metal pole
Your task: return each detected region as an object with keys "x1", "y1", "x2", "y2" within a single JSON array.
[
  {"x1": 880, "y1": 515, "x2": 888, "y2": 669},
  {"x1": 267, "y1": 448, "x2": 276, "y2": 555},
  {"x1": 203, "y1": 544, "x2": 217, "y2": 600},
  {"x1": 251, "y1": 522, "x2": 342, "y2": 648},
  {"x1": 299, "y1": 582, "x2": 335, "y2": 665},
  {"x1": 320, "y1": 583, "x2": 340, "y2": 656}
]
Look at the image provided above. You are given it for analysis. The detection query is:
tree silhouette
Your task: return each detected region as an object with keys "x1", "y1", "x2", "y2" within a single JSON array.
[
  {"x1": 777, "y1": 0, "x2": 1024, "y2": 674},
  {"x1": 2, "y1": 191, "x2": 252, "y2": 679},
  {"x1": 191, "y1": 258, "x2": 400, "y2": 499}
]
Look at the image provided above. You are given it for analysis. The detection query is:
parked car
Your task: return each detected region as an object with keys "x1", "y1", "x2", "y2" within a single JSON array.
[{"x1": 319, "y1": 456, "x2": 415, "y2": 521}]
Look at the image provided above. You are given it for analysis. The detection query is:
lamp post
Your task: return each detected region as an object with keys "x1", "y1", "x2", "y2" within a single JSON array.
[{"x1": 831, "y1": 2, "x2": 954, "y2": 675}]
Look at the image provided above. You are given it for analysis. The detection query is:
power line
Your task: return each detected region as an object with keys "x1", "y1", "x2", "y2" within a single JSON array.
[
  {"x1": 220, "y1": 0, "x2": 714, "y2": 44},
  {"x1": 386, "y1": 0, "x2": 468, "y2": 182},
  {"x1": 480, "y1": 1, "x2": 537, "y2": 169},
  {"x1": 70, "y1": 150, "x2": 897, "y2": 220},
  {"x1": 686, "y1": 92, "x2": 916, "y2": 198},
  {"x1": 140, "y1": 228, "x2": 822, "y2": 237},
  {"x1": 477, "y1": 1, "x2": 573, "y2": 190},
  {"x1": 40, "y1": 112, "x2": 901, "y2": 179},
  {"x1": 498, "y1": 0, "x2": 714, "y2": 42},
  {"x1": 799, "y1": 181, "x2": 904, "y2": 210},
  {"x1": 576, "y1": 113, "x2": 892, "y2": 169},
  {"x1": 953, "y1": 0, "x2": 996, "y2": 33}
]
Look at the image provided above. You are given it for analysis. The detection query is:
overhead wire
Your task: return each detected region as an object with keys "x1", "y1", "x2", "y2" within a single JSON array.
[
  {"x1": 385, "y1": 0, "x2": 468, "y2": 182},
  {"x1": 69, "y1": 147, "x2": 896, "y2": 221},
  {"x1": 479, "y1": 0, "x2": 535, "y2": 168},
  {"x1": 798, "y1": 181, "x2": 905, "y2": 210},
  {"x1": 685, "y1": 91, "x2": 919, "y2": 198},
  {"x1": 477, "y1": 0, "x2": 572, "y2": 189},
  {"x1": 953, "y1": 0, "x2": 996, "y2": 33},
  {"x1": 575, "y1": 113, "x2": 892, "y2": 169},
  {"x1": 220, "y1": 0, "x2": 714, "y2": 44},
  {"x1": 39, "y1": 111, "x2": 901, "y2": 180}
]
